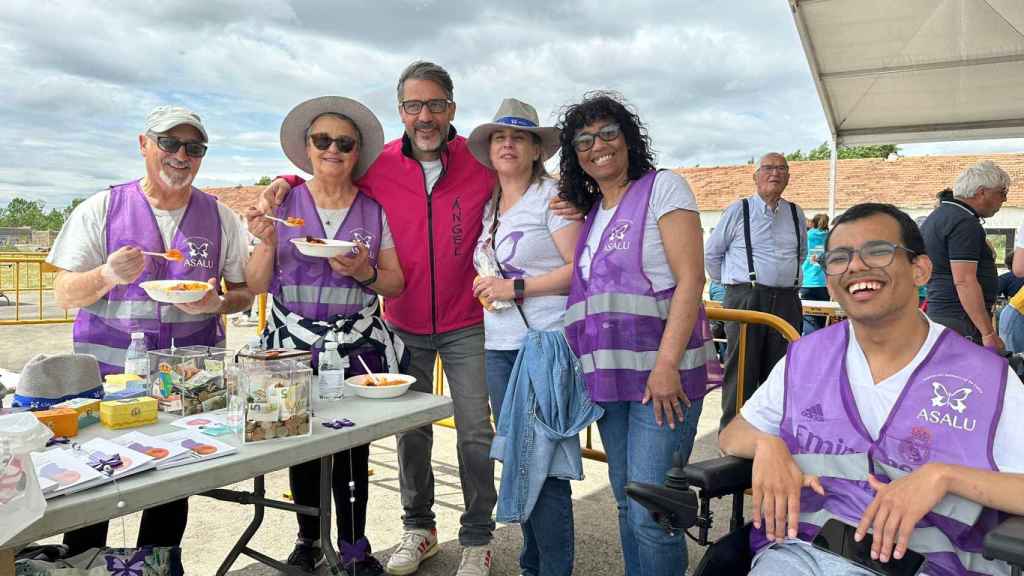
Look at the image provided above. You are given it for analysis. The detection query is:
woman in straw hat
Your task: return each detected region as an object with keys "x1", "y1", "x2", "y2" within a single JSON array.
[
  {"x1": 470, "y1": 98, "x2": 602, "y2": 576},
  {"x1": 245, "y1": 96, "x2": 405, "y2": 575},
  {"x1": 557, "y1": 91, "x2": 717, "y2": 576}
]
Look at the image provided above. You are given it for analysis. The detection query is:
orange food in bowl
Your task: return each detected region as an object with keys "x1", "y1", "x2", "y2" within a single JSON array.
[
  {"x1": 304, "y1": 236, "x2": 327, "y2": 245},
  {"x1": 362, "y1": 376, "x2": 406, "y2": 387},
  {"x1": 166, "y1": 282, "x2": 209, "y2": 291}
]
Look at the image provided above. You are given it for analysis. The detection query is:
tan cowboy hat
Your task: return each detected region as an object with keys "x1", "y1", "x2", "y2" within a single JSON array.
[
  {"x1": 468, "y1": 98, "x2": 560, "y2": 169},
  {"x1": 279, "y1": 96, "x2": 385, "y2": 178}
]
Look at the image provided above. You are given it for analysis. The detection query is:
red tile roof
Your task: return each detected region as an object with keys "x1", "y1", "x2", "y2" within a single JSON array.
[
  {"x1": 205, "y1": 186, "x2": 263, "y2": 215},
  {"x1": 205, "y1": 153, "x2": 1024, "y2": 215},
  {"x1": 675, "y1": 153, "x2": 1024, "y2": 212}
]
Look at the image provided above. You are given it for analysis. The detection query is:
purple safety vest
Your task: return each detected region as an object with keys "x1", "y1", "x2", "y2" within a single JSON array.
[
  {"x1": 270, "y1": 184, "x2": 382, "y2": 321},
  {"x1": 73, "y1": 181, "x2": 225, "y2": 376},
  {"x1": 752, "y1": 320, "x2": 1010, "y2": 576},
  {"x1": 564, "y1": 170, "x2": 720, "y2": 403}
]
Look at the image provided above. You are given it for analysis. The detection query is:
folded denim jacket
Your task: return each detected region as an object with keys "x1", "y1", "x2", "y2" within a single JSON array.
[{"x1": 490, "y1": 329, "x2": 604, "y2": 523}]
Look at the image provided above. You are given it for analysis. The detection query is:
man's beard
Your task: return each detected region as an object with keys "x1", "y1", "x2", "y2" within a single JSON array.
[{"x1": 159, "y1": 163, "x2": 195, "y2": 190}]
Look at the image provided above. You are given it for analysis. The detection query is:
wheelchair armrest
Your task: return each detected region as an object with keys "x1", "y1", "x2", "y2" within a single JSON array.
[
  {"x1": 983, "y1": 515, "x2": 1024, "y2": 568},
  {"x1": 683, "y1": 455, "x2": 752, "y2": 500}
]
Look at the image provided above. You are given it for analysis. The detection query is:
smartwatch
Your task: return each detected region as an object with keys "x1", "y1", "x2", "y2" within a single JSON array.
[{"x1": 514, "y1": 278, "x2": 525, "y2": 305}]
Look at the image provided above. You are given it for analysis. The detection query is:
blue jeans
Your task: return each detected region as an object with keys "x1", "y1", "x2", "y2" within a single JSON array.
[
  {"x1": 486, "y1": 348, "x2": 574, "y2": 576},
  {"x1": 597, "y1": 398, "x2": 704, "y2": 576}
]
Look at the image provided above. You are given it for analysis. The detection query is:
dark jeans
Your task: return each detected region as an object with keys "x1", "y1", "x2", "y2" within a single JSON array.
[
  {"x1": 799, "y1": 286, "x2": 830, "y2": 335},
  {"x1": 289, "y1": 445, "x2": 371, "y2": 552},
  {"x1": 62, "y1": 499, "x2": 189, "y2": 556},
  {"x1": 720, "y1": 284, "x2": 802, "y2": 430},
  {"x1": 486, "y1": 348, "x2": 574, "y2": 576}
]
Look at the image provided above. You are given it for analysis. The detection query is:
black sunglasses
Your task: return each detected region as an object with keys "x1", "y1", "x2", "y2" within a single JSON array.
[
  {"x1": 309, "y1": 133, "x2": 357, "y2": 153},
  {"x1": 154, "y1": 136, "x2": 207, "y2": 158},
  {"x1": 572, "y1": 123, "x2": 622, "y2": 152}
]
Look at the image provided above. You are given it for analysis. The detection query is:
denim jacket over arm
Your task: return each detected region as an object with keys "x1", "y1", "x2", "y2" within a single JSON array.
[{"x1": 490, "y1": 329, "x2": 604, "y2": 523}]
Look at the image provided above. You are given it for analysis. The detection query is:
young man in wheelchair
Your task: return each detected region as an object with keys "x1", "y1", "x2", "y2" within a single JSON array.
[{"x1": 719, "y1": 203, "x2": 1024, "y2": 575}]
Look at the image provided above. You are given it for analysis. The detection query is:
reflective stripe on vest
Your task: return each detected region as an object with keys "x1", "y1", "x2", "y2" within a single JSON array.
[
  {"x1": 84, "y1": 299, "x2": 159, "y2": 321},
  {"x1": 74, "y1": 341, "x2": 128, "y2": 367},
  {"x1": 797, "y1": 508, "x2": 1010, "y2": 575},
  {"x1": 158, "y1": 306, "x2": 218, "y2": 325},
  {"x1": 279, "y1": 284, "x2": 369, "y2": 306},
  {"x1": 792, "y1": 453, "x2": 985, "y2": 528},
  {"x1": 577, "y1": 341, "x2": 715, "y2": 374},
  {"x1": 564, "y1": 292, "x2": 671, "y2": 326}
]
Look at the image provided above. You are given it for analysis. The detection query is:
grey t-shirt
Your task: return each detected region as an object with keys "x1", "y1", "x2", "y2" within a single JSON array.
[{"x1": 478, "y1": 178, "x2": 574, "y2": 350}]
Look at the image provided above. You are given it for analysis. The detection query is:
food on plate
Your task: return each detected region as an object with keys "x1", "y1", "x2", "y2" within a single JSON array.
[
  {"x1": 166, "y1": 282, "x2": 210, "y2": 292},
  {"x1": 361, "y1": 376, "x2": 406, "y2": 387},
  {"x1": 304, "y1": 236, "x2": 327, "y2": 245}
]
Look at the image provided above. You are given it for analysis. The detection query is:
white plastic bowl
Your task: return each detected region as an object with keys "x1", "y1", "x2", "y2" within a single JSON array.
[
  {"x1": 344, "y1": 373, "x2": 416, "y2": 399},
  {"x1": 290, "y1": 238, "x2": 357, "y2": 258},
  {"x1": 139, "y1": 280, "x2": 212, "y2": 304}
]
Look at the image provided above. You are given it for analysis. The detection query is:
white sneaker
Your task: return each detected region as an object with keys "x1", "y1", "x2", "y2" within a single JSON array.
[
  {"x1": 386, "y1": 528, "x2": 439, "y2": 575},
  {"x1": 455, "y1": 546, "x2": 492, "y2": 576}
]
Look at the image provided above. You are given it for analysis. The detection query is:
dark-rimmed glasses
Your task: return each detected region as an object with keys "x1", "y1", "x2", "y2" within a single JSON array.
[
  {"x1": 821, "y1": 240, "x2": 916, "y2": 276},
  {"x1": 400, "y1": 99, "x2": 452, "y2": 115},
  {"x1": 309, "y1": 134, "x2": 357, "y2": 153},
  {"x1": 572, "y1": 123, "x2": 622, "y2": 152},
  {"x1": 153, "y1": 136, "x2": 207, "y2": 158}
]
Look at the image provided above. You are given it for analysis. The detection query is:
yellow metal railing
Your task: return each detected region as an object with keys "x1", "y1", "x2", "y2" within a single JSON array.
[{"x1": 0, "y1": 252, "x2": 73, "y2": 325}]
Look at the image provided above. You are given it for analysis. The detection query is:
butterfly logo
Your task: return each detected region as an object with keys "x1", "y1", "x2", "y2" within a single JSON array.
[
  {"x1": 351, "y1": 229, "x2": 374, "y2": 248},
  {"x1": 104, "y1": 548, "x2": 148, "y2": 576},
  {"x1": 931, "y1": 382, "x2": 972, "y2": 413},
  {"x1": 608, "y1": 223, "x2": 630, "y2": 242},
  {"x1": 186, "y1": 238, "x2": 210, "y2": 259}
]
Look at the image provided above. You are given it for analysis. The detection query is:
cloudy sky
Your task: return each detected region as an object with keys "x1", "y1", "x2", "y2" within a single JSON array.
[{"x1": 2, "y1": 0, "x2": 1022, "y2": 209}]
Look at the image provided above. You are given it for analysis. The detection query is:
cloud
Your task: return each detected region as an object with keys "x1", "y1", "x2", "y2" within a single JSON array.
[{"x1": 0, "y1": 0, "x2": 1014, "y2": 210}]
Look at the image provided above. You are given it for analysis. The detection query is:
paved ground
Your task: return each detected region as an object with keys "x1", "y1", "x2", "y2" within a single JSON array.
[{"x1": 3, "y1": 322, "x2": 742, "y2": 575}]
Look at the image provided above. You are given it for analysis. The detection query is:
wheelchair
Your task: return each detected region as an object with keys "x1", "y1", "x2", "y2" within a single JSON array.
[{"x1": 627, "y1": 453, "x2": 1024, "y2": 575}]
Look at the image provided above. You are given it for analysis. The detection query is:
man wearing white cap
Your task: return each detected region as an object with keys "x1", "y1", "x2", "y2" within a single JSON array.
[{"x1": 46, "y1": 105, "x2": 253, "y2": 554}]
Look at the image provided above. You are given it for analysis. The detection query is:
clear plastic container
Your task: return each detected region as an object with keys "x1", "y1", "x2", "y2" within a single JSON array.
[
  {"x1": 229, "y1": 358, "x2": 312, "y2": 443},
  {"x1": 147, "y1": 345, "x2": 229, "y2": 415}
]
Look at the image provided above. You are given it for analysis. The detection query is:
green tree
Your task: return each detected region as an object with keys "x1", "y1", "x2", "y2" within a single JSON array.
[
  {"x1": 0, "y1": 197, "x2": 86, "y2": 230},
  {"x1": 255, "y1": 176, "x2": 272, "y2": 186},
  {"x1": 787, "y1": 142, "x2": 899, "y2": 161}
]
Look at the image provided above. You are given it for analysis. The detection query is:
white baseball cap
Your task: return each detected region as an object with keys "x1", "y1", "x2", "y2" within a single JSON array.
[{"x1": 145, "y1": 105, "x2": 208, "y2": 143}]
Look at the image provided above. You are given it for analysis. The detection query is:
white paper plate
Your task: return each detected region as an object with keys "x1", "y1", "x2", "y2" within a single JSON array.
[
  {"x1": 344, "y1": 373, "x2": 415, "y2": 399},
  {"x1": 290, "y1": 238, "x2": 357, "y2": 258},
  {"x1": 139, "y1": 280, "x2": 212, "y2": 304}
]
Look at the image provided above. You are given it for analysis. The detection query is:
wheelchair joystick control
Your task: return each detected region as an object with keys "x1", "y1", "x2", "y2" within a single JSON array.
[{"x1": 626, "y1": 451, "x2": 699, "y2": 535}]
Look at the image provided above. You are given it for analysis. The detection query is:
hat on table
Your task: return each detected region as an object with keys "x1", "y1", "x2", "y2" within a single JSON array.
[{"x1": 12, "y1": 353, "x2": 104, "y2": 409}]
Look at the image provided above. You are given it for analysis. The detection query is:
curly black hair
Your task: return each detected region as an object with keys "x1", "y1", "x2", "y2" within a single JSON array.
[{"x1": 556, "y1": 91, "x2": 657, "y2": 214}]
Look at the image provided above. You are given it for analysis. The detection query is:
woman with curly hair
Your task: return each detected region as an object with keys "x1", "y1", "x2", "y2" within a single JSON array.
[{"x1": 559, "y1": 92, "x2": 717, "y2": 576}]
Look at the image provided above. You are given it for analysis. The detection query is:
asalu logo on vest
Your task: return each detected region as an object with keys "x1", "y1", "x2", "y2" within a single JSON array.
[
  {"x1": 351, "y1": 228, "x2": 375, "y2": 254},
  {"x1": 604, "y1": 221, "x2": 632, "y2": 252},
  {"x1": 916, "y1": 376, "x2": 977, "y2": 432},
  {"x1": 185, "y1": 237, "x2": 213, "y2": 270}
]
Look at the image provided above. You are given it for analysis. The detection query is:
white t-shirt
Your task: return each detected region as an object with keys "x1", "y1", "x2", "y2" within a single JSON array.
[
  {"x1": 422, "y1": 160, "x2": 443, "y2": 194},
  {"x1": 578, "y1": 171, "x2": 699, "y2": 292},
  {"x1": 478, "y1": 179, "x2": 574, "y2": 350},
  {"x1": 47, "y1": 187, "x2": 250, "y2": 283},
  {"x1": 1015, "y1": 222, "x2": 1024, "y2": 250},
  {"x1": 741, "y1": 318, "x2": 1024, "y2": 473},
  {"x1": 315, "y1": 207, "x2": 395, "y2": 250}
]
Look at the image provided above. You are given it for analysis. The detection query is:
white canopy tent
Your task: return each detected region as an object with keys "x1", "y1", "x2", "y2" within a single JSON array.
[{"x1": 788, "y1": 0, "x2": 1024, "y2": 215}]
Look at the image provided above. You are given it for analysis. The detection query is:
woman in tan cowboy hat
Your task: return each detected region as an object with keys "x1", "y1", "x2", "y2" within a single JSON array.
[
  {"x1": 470, "y1": 98, "x2": 597, "y2": 576},
  {"x1": 244, "y1": 96, "x2": 405, "y2": 575}
]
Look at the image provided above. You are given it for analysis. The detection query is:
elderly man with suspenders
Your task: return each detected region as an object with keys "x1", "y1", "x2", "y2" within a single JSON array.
[{"x1": 705, "y1": 152, "x2": 806, "y2": 430}]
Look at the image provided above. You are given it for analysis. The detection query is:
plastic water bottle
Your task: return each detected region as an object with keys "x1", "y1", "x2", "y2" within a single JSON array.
[
  {"x1": 124, "y1": 332, "x2": 149, "y2": 377},
  {"x1": 318, "y1": 342, "x2": 346, "y2": 401}
]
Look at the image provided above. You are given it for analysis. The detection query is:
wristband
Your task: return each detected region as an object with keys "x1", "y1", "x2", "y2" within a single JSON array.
[
  {"x1": 514, "y1": 278, "x2": 525, "y2": 305},
  {"x1": 358, "y1": 266, "x2": 379, "y2": 288}
]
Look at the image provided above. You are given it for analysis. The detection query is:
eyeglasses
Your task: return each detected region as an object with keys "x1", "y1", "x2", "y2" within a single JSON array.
[
  {"x1": 153, "y1": 136, "x2": 207, "y2": 158},
  {"x1": 572, "y1": 123, "x2": 622, "y2": 152},
  {"x1": 821, "y1": 240, "x2": 916, "y2": 276},
  {"x1": 400, "y1": 99, "x2": 452, "y2": 115},
  {"x1": 309, "y1": 134, "x2": 357, "y2": 153},
  {"x1": 760, "y1": 164, "x2": 789, "y2": 173}
]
